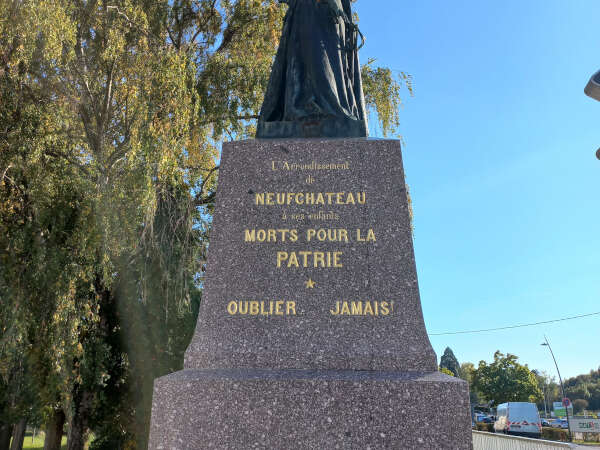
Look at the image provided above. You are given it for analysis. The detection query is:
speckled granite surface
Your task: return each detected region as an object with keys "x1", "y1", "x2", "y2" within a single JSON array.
[
  {"x1": 185, "y1": 139, "x2": 437, "y2": 372},
  {"x1": 149, "y1": 139, "x2": 472, "y2": 449},
  {"x1": 150, "y1": 369, "x2": 472, "y2": 449}
]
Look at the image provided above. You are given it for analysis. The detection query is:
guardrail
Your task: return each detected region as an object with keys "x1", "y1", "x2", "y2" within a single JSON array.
[{"x1": 472, "y1": 431, "x2": 577, "y2": 450}]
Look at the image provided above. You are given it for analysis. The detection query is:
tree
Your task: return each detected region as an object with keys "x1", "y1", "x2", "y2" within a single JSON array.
[
  {"x1": 459, "y1": 362, "x2": 485, "y2": 407},
  {"x1": 440, "y1": 367, "x2": 454, "y2": 377},
  {"x1": 472, "y1": 351, "x2": 542, "y2": 406},
  {"x1": 572, "y1": 399, "x2": 589, "y2": 415},
  {"x1": 440, "y1": 347, "x2": 461, "y2": 377},
  {"x1": 532, "y1": 370, "x2": 561, "y2": 417},
  {"x1": 564, "y1": 368, "x2": 600, "y2": 412}
]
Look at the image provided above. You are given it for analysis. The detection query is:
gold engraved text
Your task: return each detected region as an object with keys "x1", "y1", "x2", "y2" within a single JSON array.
[
  {"x1": 330, "y1": 301, "x2": 393, "y2": 316},
  {"x1": 255, "y1": 192, "x2": 366, "y2": 206},
  {"x1": 277, "y1": 251, "x2": 343, "y2": 268},
  {"x1": 244, "y1": 229, "x2": 299, "y2": 243},
  {"x1": 227, "y1": 301, "x2": 297, "y2": 316},
  {"x1": 306, "y1": 228, "x2": 349, "y2": 242}
]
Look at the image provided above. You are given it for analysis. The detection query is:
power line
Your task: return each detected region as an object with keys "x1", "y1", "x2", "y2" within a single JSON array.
[{"x1": 428, "y1": 311, "x2": 600, "y2": 336}]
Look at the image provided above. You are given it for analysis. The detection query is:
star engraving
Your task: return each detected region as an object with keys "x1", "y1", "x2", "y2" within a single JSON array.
[{"x1": 305, "y1": 278, "x2": 316, "y2": 289}]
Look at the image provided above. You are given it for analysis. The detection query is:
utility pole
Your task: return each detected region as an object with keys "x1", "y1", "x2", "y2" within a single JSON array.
[{"x1": 541, "y1": 336, "x2": 572, "y2": 442}]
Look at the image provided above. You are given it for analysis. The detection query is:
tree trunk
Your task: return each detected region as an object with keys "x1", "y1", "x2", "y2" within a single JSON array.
[
  {"x1": 0, "y1": 424, "x2": 12, "y2": 450},
  {"x1": 9, "y1": 419, "x2": 26, "y2": 450},
  {"x1": 66, "y1": 415, "x2": 85, "y2": 450},
  {"x1": 43, "y1": 409, "x2": 65, "y2": 450},
  {"x1": 67, "y1": 389, "x2": 91, "y2": 450}
]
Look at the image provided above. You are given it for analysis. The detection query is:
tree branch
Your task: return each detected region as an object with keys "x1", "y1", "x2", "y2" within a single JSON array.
[
  {"x1": 194, "y1": 165, "x2": 219, "y2": 206},
  {"x1": 1, "y1": 164, "x2": 12, "y2": 184},
  {"x1": 194, "y1": 191, "x2": 215, "y2": 207},
  {"x1": 198, "y1": 114, "x2": 259, "y2": 126},
  {"x1": 44, "y1": 149, "x2": 92, "y2": 178},
  {"x1": 106, "y1": 5, "x2": 161, "y2": 44}
]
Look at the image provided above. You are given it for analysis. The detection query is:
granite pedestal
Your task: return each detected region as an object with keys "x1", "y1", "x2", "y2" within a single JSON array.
[{"x1": 149, "y1": 139, "x2": 472, "y2": 449}]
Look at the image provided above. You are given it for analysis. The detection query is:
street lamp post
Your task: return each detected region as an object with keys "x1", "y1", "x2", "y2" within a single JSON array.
[
  {"x1": 584, "y1": 70, "x2": 600, "y2": 101},
  {"x1": 541, "y1": 335, "x2": 572, "y2": 442},
  {"x1": 584, "y1": 70, "x2": 600, "y2": 160}
]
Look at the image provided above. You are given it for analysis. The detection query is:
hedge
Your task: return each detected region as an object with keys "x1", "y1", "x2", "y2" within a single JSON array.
[
  {"x1": 542, "y1": 427, "x2": 569, "y2": 442},
  {"x1": 475, "y1": 423, "x2": 494, "y2": 433}
]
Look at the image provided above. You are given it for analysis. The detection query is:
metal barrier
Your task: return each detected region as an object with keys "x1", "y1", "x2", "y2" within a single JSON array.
[{"x1": 472, "y1": 431, "x2": 577, "y2": 450}]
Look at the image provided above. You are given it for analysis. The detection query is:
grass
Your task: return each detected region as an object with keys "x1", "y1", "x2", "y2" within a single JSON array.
[{"x1": 16, "y1": 431, "x2": 67, "y2": 449}]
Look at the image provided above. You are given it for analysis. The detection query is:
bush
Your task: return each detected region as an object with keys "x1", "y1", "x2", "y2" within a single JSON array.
[
  {"x1": 89, "y1": 433, "x2": 136, "y2": 450},
  {"x1": 542, "y1": 427, "x2": 569, "y2": 442},
  {"x1": 573, "y1": 399, "x2": 589, "y2": 415},
  {"x1": 475, "y1": 423, "x2": 494, "y2": 432}
]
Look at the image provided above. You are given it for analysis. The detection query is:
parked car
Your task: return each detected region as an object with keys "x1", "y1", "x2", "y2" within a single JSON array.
[
  {"x1": 480, "y1": 416, "x2": 494, "y2": 424},
  {"x1": 551, "y1": 419, "x2": 569, "y2": 429},
  {"x1": 541, "y1": 419, "x2": 551, "y2": 427},
  {"x1": 494, "y1": 402, "x2": 542, "y2": 438}
]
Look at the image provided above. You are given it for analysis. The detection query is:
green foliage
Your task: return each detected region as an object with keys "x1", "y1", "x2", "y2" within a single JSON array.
[
  {"x1": 440, "y1": 347, "x2": 461, "y2": 378},
  {"x1": 88, "y1": 432, "x2": 126, "y2": 450},
  {"x1": 573, "y1": 399, "x2": 589, "y2": 415},
  {"x1": 440, "y1": 367, "x2": 454, "y2": 377},
  {"x1": 459, "y1": 362, "x2": 475, "y2": 384},
  {"x1": 1, "y1": 0, "x2": 211, "y2": 447},
  {"x1": 564, "y1": 368, "x2": 600, "y2": 412},
  {"x1": 362, "y1": 58, "x2": 413, "y2": 137},
  {"x1": 474, "y1": 423, "x2": 494, "y2": 432},
  {"x1": 534, "y1": 367, "x2": 600, "y2": 414},
  {"x1": 459, "y1": 362, "x2": 485, "y2": 407},
  {"x1": 472, "y1": 351, "x2": 543, "y2": 406},
  {"x1": 533, "y1": 370, "x2": 560, "y2": 413}
]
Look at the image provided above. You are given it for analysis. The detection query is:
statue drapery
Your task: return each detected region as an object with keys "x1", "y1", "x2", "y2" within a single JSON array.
[{"x1": 256, "y1": 0, "x2": 368, "y2": 138}]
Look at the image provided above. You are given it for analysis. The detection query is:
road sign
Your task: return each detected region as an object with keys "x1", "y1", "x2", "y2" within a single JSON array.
[
  {"x1": 562, "y1": 398, "x2": 572, "y2": 408},
  {"x1": 553, "y1": 402, "x2": 573, "y2": 418}
]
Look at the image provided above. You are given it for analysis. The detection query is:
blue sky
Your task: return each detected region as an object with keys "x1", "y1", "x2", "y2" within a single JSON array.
[{"x1": 355, "y1": 0, "x2": 600, "y2": 379}]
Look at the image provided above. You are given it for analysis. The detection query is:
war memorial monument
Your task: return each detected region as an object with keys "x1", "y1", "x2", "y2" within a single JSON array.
[{"x1": 149, "y1": 0, "x2": 472, "y2": 448}]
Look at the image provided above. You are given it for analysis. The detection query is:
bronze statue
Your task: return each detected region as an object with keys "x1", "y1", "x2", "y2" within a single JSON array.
[{"x1": 256, "y1": 0, "x2": 368, "y2": 138}]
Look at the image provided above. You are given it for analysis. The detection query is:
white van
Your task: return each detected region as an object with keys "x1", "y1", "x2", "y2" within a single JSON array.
[{"x1": 494, "y1": 402, "x2": 542, "y2": 438}]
